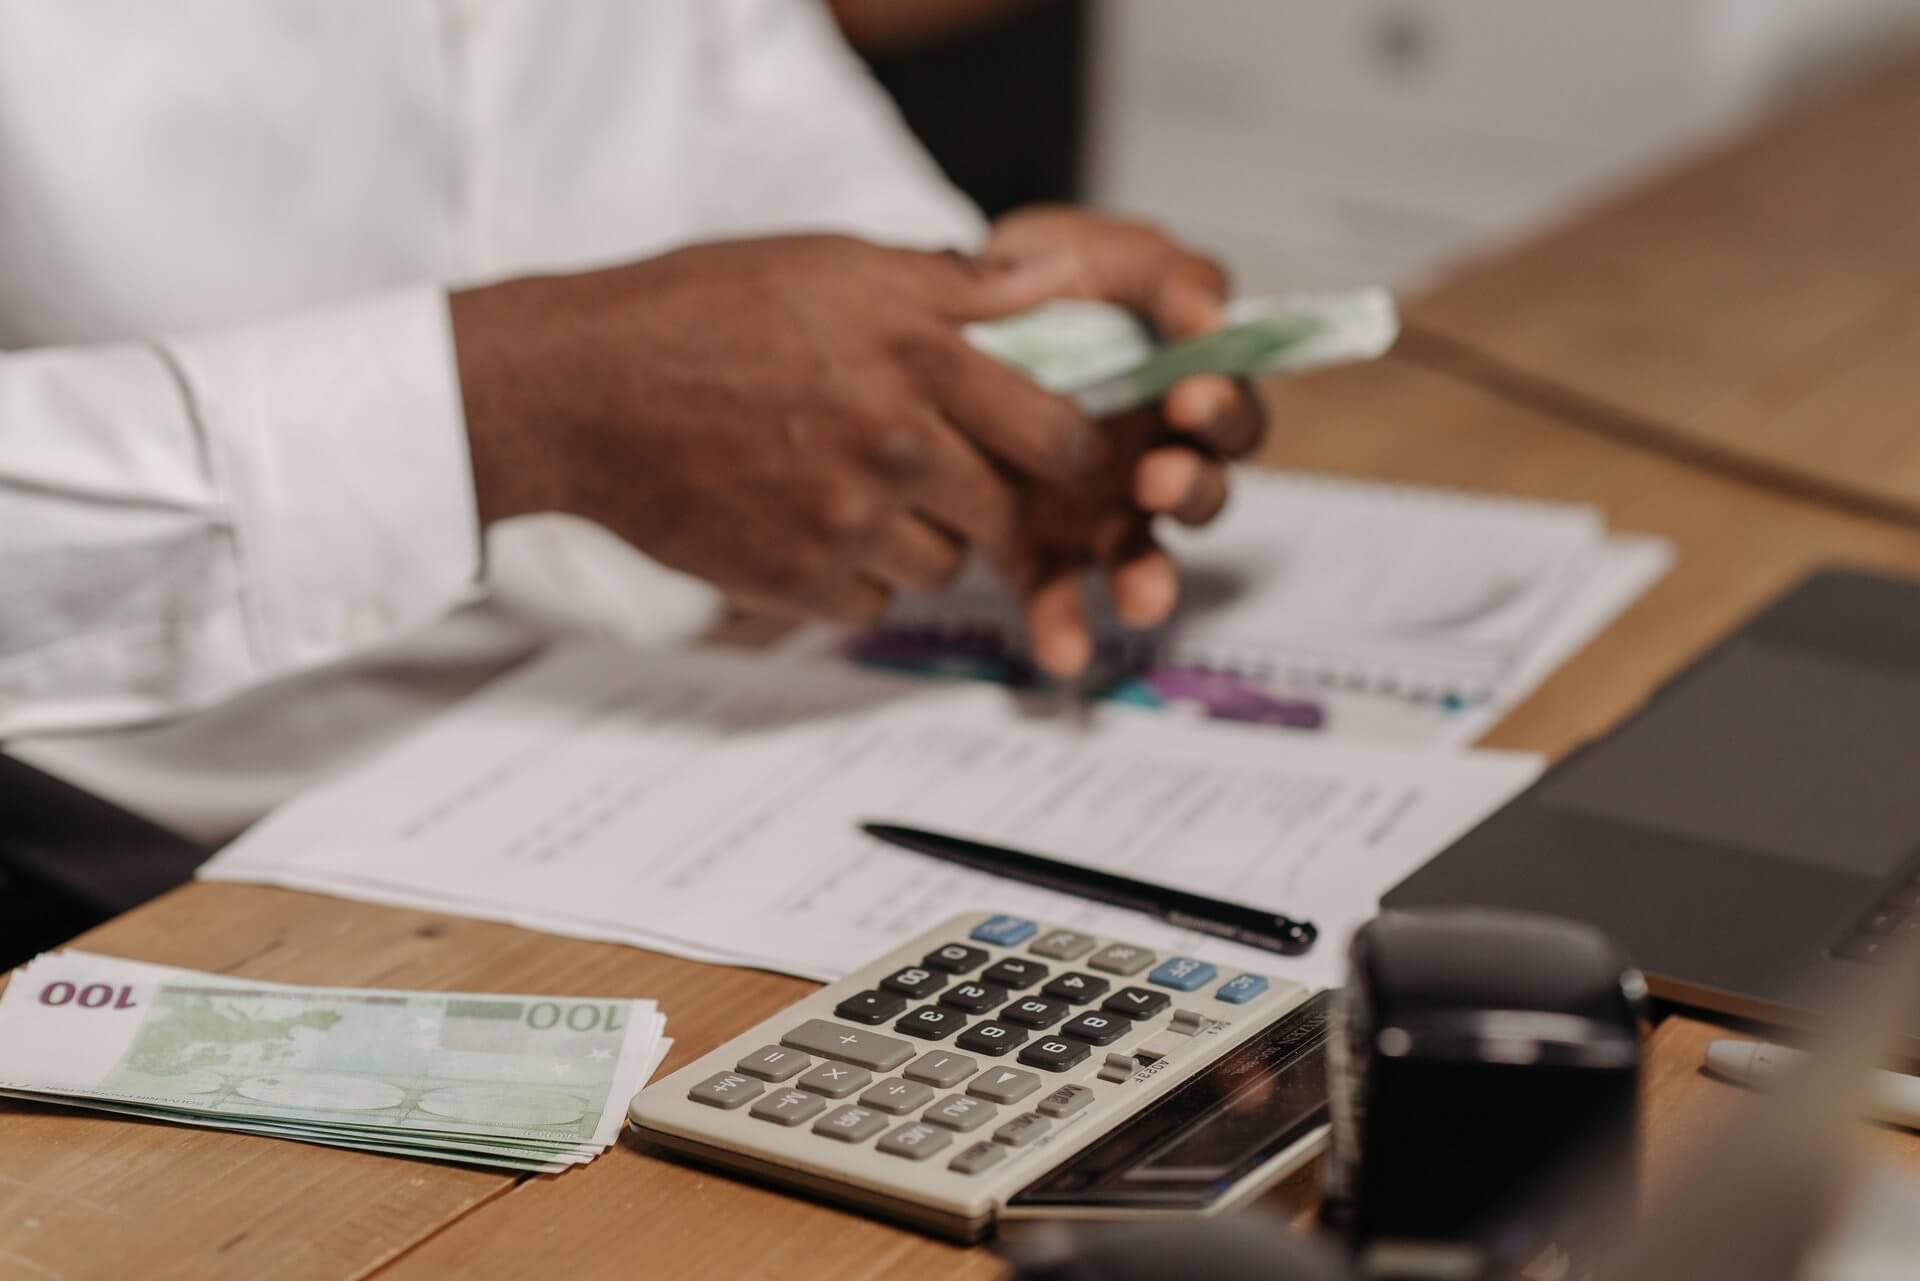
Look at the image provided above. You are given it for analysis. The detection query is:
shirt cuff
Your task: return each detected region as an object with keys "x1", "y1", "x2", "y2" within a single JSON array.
[{"x1": 163, "y1": 286, "x2": 483, "y2": 674}]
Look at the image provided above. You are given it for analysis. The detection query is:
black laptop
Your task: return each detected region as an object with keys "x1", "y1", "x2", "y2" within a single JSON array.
[{"x1": 1385, "y1": 567, "x2": 1920, "y2": 1046}]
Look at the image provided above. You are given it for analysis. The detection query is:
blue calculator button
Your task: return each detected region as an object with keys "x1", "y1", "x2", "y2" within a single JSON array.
[
  {"x1": 1214, "y1": 974, "x2": 1269, "y2": 1004},
  {"x1": 970, "y1": 915, "x2": 1039, "y2": 947},
  {"x1": 1147, "y1": 958, "x2": 1217, "y2": 991}
]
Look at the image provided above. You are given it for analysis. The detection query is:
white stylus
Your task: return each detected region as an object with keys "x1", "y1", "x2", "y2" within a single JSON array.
[{"x1": 1706, "y1": 1039, "x2": 1920, "y2": 1131}]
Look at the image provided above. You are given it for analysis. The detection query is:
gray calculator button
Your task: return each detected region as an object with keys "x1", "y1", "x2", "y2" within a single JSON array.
[
  {"x1": 781, "y1": 1019, "x2": 914, "y2": 1072},
  {"x1": 1037, "y1": 1084, "x2": 1094, "y2": 1118},
  {"x1": 967, "y1": 1066, "x2": 1042, "y2": 1105},
  {"x1": 688, "y1": 1071, "x2": 764, "y2": 1109},
  {"x1": 1087, "y1": 943, "x2": 1156, "y2": 976},
  {"x1": 1029, "y1": 929, "x2": 1096, "y2": 960},
  {"x1": 993, "y1": 1113, "x2": 1051, "y2": 1148},
  {"x1": 813, "y1": 1105, "x2": 888, "y2": 1143},
  {"x1": 859, "y1": 1078, "x2": 934, "y2": 1115},
  {"x1": 1099, "y1": 1053, "x2": 1137, "y2": 1083},
  {"x1": 949, "y1": 1141, "x2": 1008, "y2": 1176},
  {"x1": 735, "y1": 1045, "x2": 810, "y2": 1082},
  {"x1": 903, "y1": 1051, "x2": 977, "y2": 1088},
  {"x1": 1036, "y1": 925, "x2": 1098, "y2": 956},
  {"x1": 797, "y1": 1061, "x2": 872, "y2": 1098},
  {"x1": 750, "y1": 1088, "x2": 827, "y2": 1126},
  {"x1": 924, "y1": 1094, "x2": 998, "y2": 1132},
  {"x1": 878, "y1": 1121, "x2": 954, "y2": 1161}
]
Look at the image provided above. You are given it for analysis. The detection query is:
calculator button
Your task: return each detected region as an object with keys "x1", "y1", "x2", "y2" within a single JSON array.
[
  {"x1": 970, "y1": 915, "x2": 1039, "y2": 947},
  {"x1": 904, "y1": 1051, "x2": 979, "y2": 1088},
  {"x1": 833, "y1": 990, "x2": 907, "y2": 1026},
  {"x1": 993, "y1": 1113, "x2": 1051, "y2": 1148},
  {"x1": 967, "y1": 1067, "x2": 1043, "y2": 1105},
  {"x1": 1148, "y1": 957, "x2": 1218, "y2": 992},
  {"x1": 1169, "y1": 1009, "x2": 1210, "y2": 1036},
  {"x1": 1042, "y1": 972, "x2": 1111, "y2": 1004},
  {"x1": 956, "y1": 1020, "x2": 1029, "y2": 1057},
  {"x1": 735, "y1": 1045, "x2": 811, "y2": 1082},
  {"x1": 924, "y1": 944, "x2": 990, "y2": 974},
  {"x1": 938, "y1": 981, "x2": 1008, "y2": 1015},
  {"x1": 797, "y1": 1062, "x2": 872, "y2": 1099},
  {"x1": 1103, "y1": 987, "x2": 1171, "y2": 1020},
  {"x1": 878, "y1": 1121, "x2": 954, "y2": 1161},
  {"x1": 1001, "y1": 997, "x2": 1070, "y2": 1029},
  {"x1": 981, "y1": 958, "x2": 1050, "y2": 990},
  {"x1": 1019, "y1": 1037, "x2": 1091, "y2": 1072},
  {"x1": 924, "y1": 1094, "x2": 998, "y2": 1133},
  {"x1": 751, "y1": 1088, "x2": 828, "y2": 1126},
  {"x1": 813, "y1": 1105, "x2": 888, "y2": 1143},
  {"x1": 1060, "y1": 1011, "x2": 1127, "y2": 1046},
  {"x1": 1215, "y1": 974, "x2": 1270, "y2": 1005},
  {"x1": 859, "y1": 1078, "x2": 934, "y2": 1115},
  {"x1": 688, "y1": 1071, "x2": 764, "y2": 1109},
  {"x1": 1029, "y1": 929, "x2": 1097, "y2": 960},
  {"x1": 895, "y1": 1006, "x2": 971, "y2": 1041},
  {"x1": 1099, "y1": 1053, "x2": 1137, "y2": 1083},
  {"x1": 781, "y1": 1020, "x2": 914, "y2": 1072},
  {"x1": 949, "y1": 1141, "x2": 1008, "y2": 1176},
  {"x1": 881, "y1": 966, "x2": 949, "y2": 999},
  {"x1": 1087, "y1": 943, "x2": 1156, "y2": 976},
  {"x1": 1037, "y1": 1084, "x2": 1094, "y2": 1118}
]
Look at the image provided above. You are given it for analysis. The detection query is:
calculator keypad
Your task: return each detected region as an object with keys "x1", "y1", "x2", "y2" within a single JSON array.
[{"x1": 645, "y1": 913, "x2": 1307, "y2": 1232}]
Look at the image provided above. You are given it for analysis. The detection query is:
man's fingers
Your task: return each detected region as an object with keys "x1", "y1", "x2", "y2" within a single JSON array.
[
  {"x1": 864, "y1": 512, "x2": 966, "y2": 593},
  {"x1": 899, "y1": 409, "x2": 1024, "y2": 563},
  {"x1": 918, "y1": 336, "x2": 1107, "y2": 488},
  {"x1": 1165, "y1": 375, "x2": 1267, "y2": 458},
  {"x1": 1022, "y1": 568, "x2": 1093, "y2": 679},
  {"x1": 1101, "y1": 523, "x2": 1179, "y2": 629},
  {"x1": 1133, "y1": 448, "x2": 1229, "y2": 526},
  {"x1": 814, "y1": 575, "x2": 894, "y2": 625}
]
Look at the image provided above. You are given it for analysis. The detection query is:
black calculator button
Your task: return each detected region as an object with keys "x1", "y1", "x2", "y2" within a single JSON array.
[
  {"x1": 957, "y1": 1019, "x2": 1029, "y2": 1057},
  {"x1": 1019, "y1": 1036, "x2": 1091, "y2": 1072},
  {"x1": 895, "y1": 1005, "x2": 970, "y2": 1040},
  {"x1": 881, "y1": 966, "x2": 949, "y2": 999},
  {"x1": 1103, "y1": 987, "x2": 1170, "y2": 1020},
  {"x1": 1061, "y1": 1011, "x2": 1127, "y2": 1045},
  {"x1": 1001, "y1": 997, "x2": 1069, "y2": 1029},
  {"x1": 1042, "y1": 972, "x2": 1110, "y2": 1004},
  {"x1": 834, "y1": 990, "x2": 907, "y2": 1025},
  {"x1": 981, "y1": 958, "x2": 1049, "y2": 990},
  {"x1": 938, "y1": 981, "x2": 1007, "y2": 1014},
  {"x1": 924, "y1": 943, "x2": 990, "y2": 974}
]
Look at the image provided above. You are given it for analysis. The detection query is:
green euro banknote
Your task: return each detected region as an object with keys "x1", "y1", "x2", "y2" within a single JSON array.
[
  {"x1": 0, "y1": 951, "x2": 666, "y2": 1170},
  {"x1": 965, "y1": 287, "x2": 1399, "y2": 417}
]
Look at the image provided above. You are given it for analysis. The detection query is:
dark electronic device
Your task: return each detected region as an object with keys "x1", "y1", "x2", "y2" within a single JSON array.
[
  {"x1": 1323, "y1": 910, "x2": 1643, "y2": 1279},
  {"x1": 1384, "y1": 567, "x2": 1920, "y2": 1047}
]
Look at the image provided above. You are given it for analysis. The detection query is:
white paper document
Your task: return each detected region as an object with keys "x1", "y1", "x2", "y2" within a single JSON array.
[{"x1": 205, "y1": 644, "x2": 1540, "y2": 991}]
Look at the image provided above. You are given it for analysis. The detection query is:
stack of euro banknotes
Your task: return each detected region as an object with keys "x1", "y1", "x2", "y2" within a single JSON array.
[{"x1": 0, "y1": 951, "x2": 668, "y2": 1173}]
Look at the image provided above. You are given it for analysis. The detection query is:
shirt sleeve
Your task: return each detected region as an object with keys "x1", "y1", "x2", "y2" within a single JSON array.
[
  {"x1": 0, "y1": 285, "x2": 481, "y2": 738},
  {"x1": 692, "y1": 0, "x2": 989, "y2": 251}
]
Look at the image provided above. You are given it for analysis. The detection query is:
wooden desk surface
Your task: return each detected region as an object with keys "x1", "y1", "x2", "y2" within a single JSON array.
[
  {"x1": 1407, "y1": 47, "x2": 1920, "y2": 523},
  {"x1": 8, "y1": 356, "x2": 1920, "y2": 1281}
]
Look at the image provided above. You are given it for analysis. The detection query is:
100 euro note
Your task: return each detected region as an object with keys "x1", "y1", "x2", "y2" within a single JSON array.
[
  {"x1": 0, "y1": 951, "x2": 667, "y2": 1171},
  {"x1": 966, "y1": 287, "x2": 1398, "y2": 417}
]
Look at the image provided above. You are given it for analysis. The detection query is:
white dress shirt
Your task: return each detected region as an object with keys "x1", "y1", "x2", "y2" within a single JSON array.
[{"x1": 0, "y1": 0, "x2": 979, "y2": 841}]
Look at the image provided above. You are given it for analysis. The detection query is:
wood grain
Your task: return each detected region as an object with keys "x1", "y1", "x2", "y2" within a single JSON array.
[{"x1": 1407, "y1": 49, "x2": 1920, "y2": 520}]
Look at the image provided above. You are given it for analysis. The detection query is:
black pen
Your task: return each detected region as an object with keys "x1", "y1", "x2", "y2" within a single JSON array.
[{"x1": 860, "y1": 821, "x2": 1318, "y2": 957}]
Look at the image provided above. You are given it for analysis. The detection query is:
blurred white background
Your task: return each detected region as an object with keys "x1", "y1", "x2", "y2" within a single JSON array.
[{"x1": 1087, "y1": 0, "x2": 1920, "y2": 290}]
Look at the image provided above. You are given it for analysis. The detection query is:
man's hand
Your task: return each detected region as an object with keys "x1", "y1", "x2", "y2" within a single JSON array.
[
  {"x1": 980, "y1": 207, "x2": 1270, "y2": 675},
  {"x1": 452, "y1": 236, "x2": 1101, "y2": 624}
]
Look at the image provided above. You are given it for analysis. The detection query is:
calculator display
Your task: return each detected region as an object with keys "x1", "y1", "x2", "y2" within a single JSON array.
[{"x1": 1008, "y1": 991, "x2": 1331, "y2": 1211}]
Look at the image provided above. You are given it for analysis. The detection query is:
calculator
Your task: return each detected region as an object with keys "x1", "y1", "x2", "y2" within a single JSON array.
[{"x1": 629, "y1": 912, "x2": 1333, "y2": 1242}]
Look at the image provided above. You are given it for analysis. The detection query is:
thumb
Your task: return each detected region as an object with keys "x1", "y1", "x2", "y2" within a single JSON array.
[{"x1": 940, "y1": 251, "x2": 1086, "y2": 323}]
